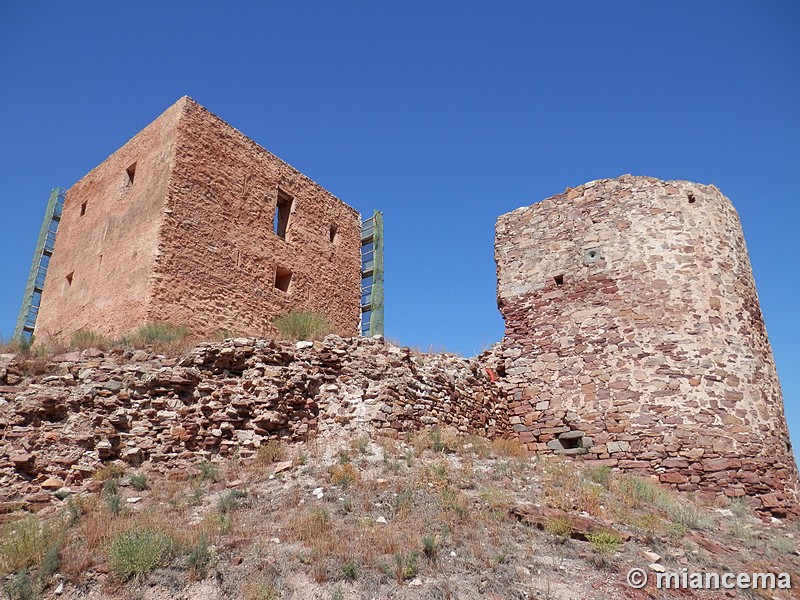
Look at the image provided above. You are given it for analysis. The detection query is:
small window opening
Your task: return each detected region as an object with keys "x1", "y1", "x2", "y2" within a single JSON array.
[
  {"x1": 80, "y1": 202, "x2": 87, "y2": 217},
  {"x1": 329, "y1": 223, "x2": 338, "y2": 243},
  {"x1": 66, "y1": 271, "x2": 74, "y2": 286},
  {"x1": 274, "y1": 190, "x2": 293, "y2": 239},
  {"x1": 553, "y1": 274, "x2": 564, "y2": 286},
  {"x1": 560, "y1": 436, "x2": 581, "y2": 450},
  {"x1": 275, "y1": 266, "x2": 292, "y2": 292},
  {"x1": 687, "y1": 192, "x2": 696, "y2": 204},
  {"x1": 126, "y1": 162, "x2": 137, "y2": 186}
]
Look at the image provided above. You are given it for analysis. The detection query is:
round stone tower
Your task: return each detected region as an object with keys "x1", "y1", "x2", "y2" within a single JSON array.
[{"x1": 495, "y1": 175, "x2": 798, "y2": 516}]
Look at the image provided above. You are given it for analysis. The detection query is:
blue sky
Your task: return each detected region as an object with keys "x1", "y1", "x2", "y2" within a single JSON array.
[{"x1": 1, "y1": 2, "x2": 798, "y2": 456}]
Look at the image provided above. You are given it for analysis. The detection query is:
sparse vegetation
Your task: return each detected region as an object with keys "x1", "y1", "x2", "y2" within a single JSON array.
[
  {"x1": 69, "y1": 328, "x2": 109, "y2": 350},
  {"x1": 273, "y1": 311, "x2": 330, "y2": 341},
  {"x1": 587, "y1": 531, "x2": 621, "y2": 556},
  {"x1": 544, "y1": 517, "x2": 573, "y2": 540},
  {"x1": 131, "y1": 321, "x2": 191, "y2": 345},
  {"x1": 0, "y1": 424, "x2": 793, "y2": 598},
  {"x1": 108, "y1": 528, "x2": 173, "y2": 580},
  {"x1": 256, "y1": 439, "x2": 287, "y2": 464},
  {"x1": 329, "y1": 463, "x2": 359, "y2": 488},
  {"x1": 0, "y1": 517, "x2": 49, "y2": 576},
  {"x1": 130, "y1": 473, "x2": 149, "y2": 491},
  {"x1": 196, "y1": 460, "x2": 220, "y2": 482},
  {"x1": 392, "y1": 550, "x2": 419, "y2": 583}
]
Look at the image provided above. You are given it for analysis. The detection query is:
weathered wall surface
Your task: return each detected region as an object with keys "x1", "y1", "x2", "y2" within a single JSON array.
[
  {"x1": 0, "y1": 338, "x2": 505, "y2": 510},
  {"x1": 149, "y1": 99, "x2": 362, "y2": 338},
  {"x1": 35, "y1": 97, "x2": 361, "y2": 342},
  {"x1": 495, "y1": 175, "x2": 798, "y2": 516},
  {"x1": 35, "y1": 100, "x2": 184, "y2": 341}
]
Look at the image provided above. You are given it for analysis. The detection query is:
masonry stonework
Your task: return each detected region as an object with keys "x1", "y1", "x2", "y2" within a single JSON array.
[
  {"x1": 494, "y1": 175, "x2": 798, "y2": 515},
  {"x1": 35, "y1": 97, "x2": 361, "y2": 342}
]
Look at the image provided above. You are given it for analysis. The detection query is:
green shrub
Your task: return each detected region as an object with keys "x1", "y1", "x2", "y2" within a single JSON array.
[
  {"x1": 218, "y1": 489, "x2": 247, "y2": 514},
  {"x1": 2, "y1": 571, "x2": 35, "y2": 600},
  {"x1": 108, "y1": 528, "x2": 172, "y2": 580},
  {"x1": 38, "y1": 536, "x2": 63, "y2": 585},
  {"x1": 544, "y1": 517, "x2": 573, "y2": 540},
  {"x1": 392, "y1": 551, "x2": 419, "y2": 583},
  {"x1": 273, "y1": 312, "x2": 330, "y2": 341},
  {"x1": 586, "y1": 531, "x2": 622, "y2": 555},
  {"x1": 769, "y1": 535, "x2": 795, "y2": 555},
  {"x1": 187, "y1": 534, "x2": 212, "y2": 578},
  {"x1": 666, "y1": 503, "x2": 714, "y2": 531},
  {"x1": 422, "y1": 534, "x2": 441, "y2": 561},
  {"x1": 341, "y1": 559, "x2": 358, "y2": 581},
  {"x1": 0, "y1": 517, "x2": 49, "y2": 576},
  {"x1": 130, "y1": 473, "x2": 148, "y2": 491}
]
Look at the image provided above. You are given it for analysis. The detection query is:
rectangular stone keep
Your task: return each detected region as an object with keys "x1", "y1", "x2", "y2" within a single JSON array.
[{"x1": 35, "y1": 97, "x2": 361, "y2": 341}]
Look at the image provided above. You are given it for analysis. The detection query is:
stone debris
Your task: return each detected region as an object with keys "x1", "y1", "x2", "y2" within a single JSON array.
[
  {"x1": 510, "y1": 503, "x2": 631, "y2": 542},
  {"x1": 0, "y1": 336, "x2": 505, "y2": 508}
]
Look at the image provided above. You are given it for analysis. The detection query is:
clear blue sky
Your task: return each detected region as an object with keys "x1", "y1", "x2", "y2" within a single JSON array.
[{"x1": 1, "y1": 2, "x2": 798, "y2": 457}]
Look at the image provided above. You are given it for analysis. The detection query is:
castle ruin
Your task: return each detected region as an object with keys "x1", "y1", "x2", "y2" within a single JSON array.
[
  {"x1": 33, "y1": 97, "x2": 362, "y2": 342},
  {"x1": 5, "y1": 100, "x2": 798, "y2": 518},
  {"x1": 495, "y1": 175, "x2": 798, "y2": 514}
]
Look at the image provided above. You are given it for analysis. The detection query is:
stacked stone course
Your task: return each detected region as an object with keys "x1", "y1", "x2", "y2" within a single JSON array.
[
  {"x1": 494, "y1": 175, "x2": 798, "y2": 516},
  {"x1": 0, "y1": 337, "x2": 505, "y2": 512}
]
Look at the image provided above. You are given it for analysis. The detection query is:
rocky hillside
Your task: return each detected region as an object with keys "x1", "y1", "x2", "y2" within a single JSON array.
[{"x1": 0, "y1": 338, "x2": 798, "y2": 599}]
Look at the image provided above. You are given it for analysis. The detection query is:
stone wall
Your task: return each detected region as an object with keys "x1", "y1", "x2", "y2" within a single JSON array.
[
  {"x1": 34, "y1": 100, "x2": 182, "y2": 341},
  {"x1": 0, "y1": 338, "x2": 505, "y2": 510},
  {"x1": 494, "y1": 175, "x2": 798, "y2": 516},
  {"x1": 150, "y1": 99, "x2": 362, "y2": 338},
  {"x1": 34, "y1": 97, "x2": 362, "y2": 342}
]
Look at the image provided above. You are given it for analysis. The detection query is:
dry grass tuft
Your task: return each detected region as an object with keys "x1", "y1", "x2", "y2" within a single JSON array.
[{"x1": 0, "y1": 516, "x2": 49, "y2": 576}]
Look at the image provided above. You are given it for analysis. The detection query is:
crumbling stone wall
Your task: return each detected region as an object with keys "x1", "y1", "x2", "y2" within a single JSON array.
[
  {"x1": 0, "y1": 338, "x2": 505, "y2": 510},
  {"x1": 35, "y1": 97, "x2": 361, "y2": 342},
  {"x1": 494, "y1": 175, "x2": 798, "y2": 516}
]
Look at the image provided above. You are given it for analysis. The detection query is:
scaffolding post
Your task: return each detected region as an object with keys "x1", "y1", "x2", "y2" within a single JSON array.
[
  {"x1": 14, "y1": 187, "x2": 66, "y2": 342},
  {"x1": 360, "y1": 210, "x2": 384, "y2": 337}
]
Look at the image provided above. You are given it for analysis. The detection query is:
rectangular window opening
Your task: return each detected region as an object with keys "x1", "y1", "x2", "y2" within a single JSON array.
[
  {"x1": 80, "y1": 202, "x2": 87, "y2": 217},
  {"x1": 126, "y1": 162, "x2": 137, "y2": 186},
  {"x1": 554, "y1": 274, "x2": 564, "y2": 286},
  {"x1": 274, "y1": 266, "x2": 292, "y2": 292},
  {"x1": 274, "y1": 190, "x2": 293, "y2": 240},
  {"x1": 329, "y1": 223, "x2": 338, "y2": 243}
]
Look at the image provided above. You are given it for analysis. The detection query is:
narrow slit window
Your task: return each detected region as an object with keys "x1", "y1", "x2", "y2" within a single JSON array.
[
  {"x1": 329, "y1": 223, "x2": 338, "y2": 243},
  {"x1": 126, "y1": 162, "x2": 137, "y2": 186},
  {"x1": 554, "y1": 274, "x2": 564, "y2": 286},
  {"x1": 80, "y1": 202, "x2": 87, "y2": 217},
  {"x1": 275, "y1": 266, "x2": 292, "y2": 292},
  {"x1": 274, "y1": 190, "x2": 293, "y2": 240}
]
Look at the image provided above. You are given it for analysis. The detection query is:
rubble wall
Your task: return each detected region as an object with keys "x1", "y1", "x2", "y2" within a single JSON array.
[
  {"x1": 149, "y1": 99, "x2": 362, "y2": 338},
  {"x1": 494, "y1": 175, "x2": 798, "y2": 515},
  {"x1": 0, "y1": 338, "x2": 506, "y2": 510}
]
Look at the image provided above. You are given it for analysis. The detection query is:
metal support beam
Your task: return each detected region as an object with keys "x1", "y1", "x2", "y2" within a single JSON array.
[{"x1": 14, "y1": 187, "x2": 66, "y2": 342}]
